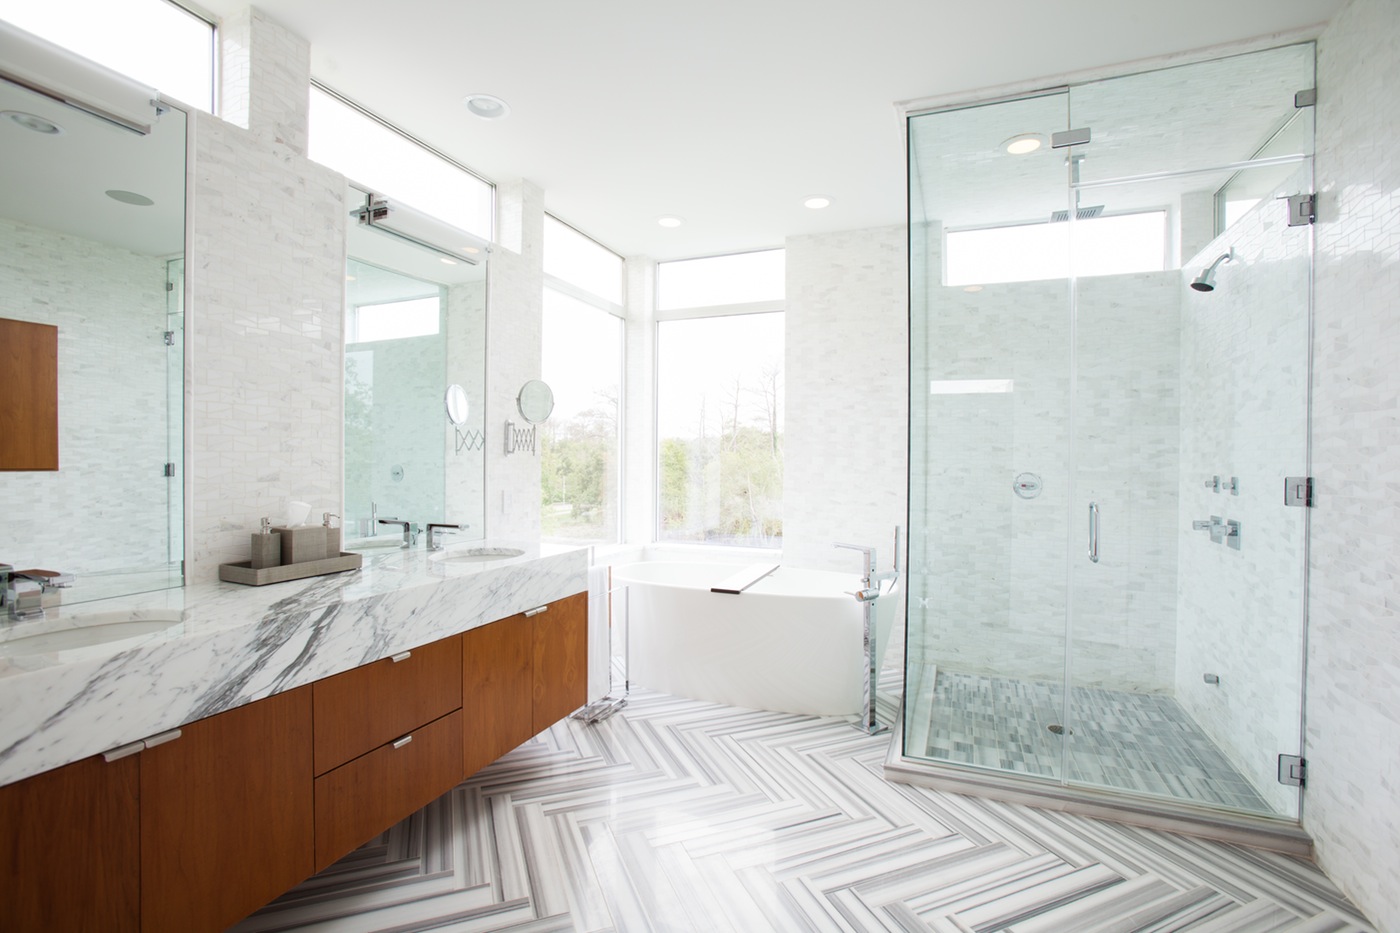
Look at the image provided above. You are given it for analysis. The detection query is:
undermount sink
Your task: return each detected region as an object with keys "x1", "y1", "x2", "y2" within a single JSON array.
[
  {"x1": 0, "y1": 610, "x2": 184, "y2": 657},
  {"x1": 432, "y1": 546, "x2": 526, "y2": 564}
]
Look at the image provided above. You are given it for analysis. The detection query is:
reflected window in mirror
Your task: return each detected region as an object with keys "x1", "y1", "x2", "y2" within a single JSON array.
[
  {"x1": 0, "y1": 0, "x2": 216, "y2": 112},
  {"x1": 0, "y1": 75, "x2": 187, "y2": 603},
  {"x1": 541, "y1": 218, "x2": 624, "y2": 545}
]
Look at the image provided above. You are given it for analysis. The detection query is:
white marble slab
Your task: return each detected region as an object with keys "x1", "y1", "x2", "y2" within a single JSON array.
[{"x1": 0, "y1": 542, "x2": 589, "y2": 787}]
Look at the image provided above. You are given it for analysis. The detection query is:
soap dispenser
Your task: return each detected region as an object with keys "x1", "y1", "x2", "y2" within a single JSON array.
[
  {"x1": 323, "y1": 512, "x2": 341, "y2": 556},
  {"x1": 250, "y1": 518, "x2": 281, "y2": 569}
]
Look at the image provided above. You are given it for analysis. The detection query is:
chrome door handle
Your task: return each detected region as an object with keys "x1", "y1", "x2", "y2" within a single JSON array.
[{"x1": 1088, "y1": 502, "x2": 1100, "y2": 563}]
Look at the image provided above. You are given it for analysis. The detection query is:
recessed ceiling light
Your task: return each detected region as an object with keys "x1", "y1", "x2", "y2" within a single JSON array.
[
  {"x1": 463, "y1": 94, "x2": 510, "y2": 120},
  {"x1": 345, "y1": 274, "x2": 357, "y2": 282},
  {"x1": 803, "y1": 195, "x2": 833, "y2": 209},
  {"x1": 963, "y1": 285, "x2": 984, "y2": 293},
  {"x1": 105, "y1": 189, "x2": 154, "y2": 206},
  {"x1": 461, "y1": 246, "x2": 480, "y2": 254},
  {"x1": 440, "y1": 257, "x2": 459, "y2": 265},
  {"x1": 657, "y1": 215, "x2": 683, "y2": 228},
  {"x1": 1, "y1": 110, "x2": 63, "y2": 135},
  {"x1": 1003, "y1": 133, "x2": 1045, "y2": 155}
]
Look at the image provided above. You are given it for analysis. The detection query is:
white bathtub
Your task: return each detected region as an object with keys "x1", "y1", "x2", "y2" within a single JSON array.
[{"x1": 610, "y1": 561, "x2": 895, "y2": 716}]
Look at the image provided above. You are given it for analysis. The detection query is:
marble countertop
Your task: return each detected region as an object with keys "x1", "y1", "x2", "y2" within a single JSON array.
[{"x1": 0, "y1": 542, "x2": 589, "y2": 787}]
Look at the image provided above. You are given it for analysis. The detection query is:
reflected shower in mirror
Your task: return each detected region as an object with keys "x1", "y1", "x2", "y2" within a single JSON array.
[
  {"x1": 0, "y1": 75, "x2": 187, "y2": 605},
  {"x1": 342, "y1": 191, "x2": 487, "y2": 550}
]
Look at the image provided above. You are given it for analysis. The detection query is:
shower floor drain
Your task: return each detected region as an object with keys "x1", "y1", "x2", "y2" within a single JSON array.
[{"x1": 1047, "y1": 724, "x2": 1073, "y2": 735}]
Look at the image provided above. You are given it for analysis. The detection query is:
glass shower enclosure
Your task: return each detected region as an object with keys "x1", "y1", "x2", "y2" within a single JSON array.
[{"x1": 902, "y1": 44, "x2": 1315, "y2": 835}]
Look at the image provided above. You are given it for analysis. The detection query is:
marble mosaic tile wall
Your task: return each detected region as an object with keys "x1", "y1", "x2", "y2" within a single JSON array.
[
  {"x1": 0, "y1": 216, "x2": 172, "y2": 572},
  {"x1": 782, "y1": 225, "x2": 908, "y2": 574},
  {"x1": 1172, "y1": 184, "x2": 1312, "y2": 819},
  {"x1": 218, "y1": 6, "x2": 311, "y2": 155},
  {"x1": 910, "y1": 260, "x2": 1181, "y2": 692},
  {"x1": 187, "y1": 111, "x2": 346, "y2": 580},
  {"x1": 484, "y1": 179, "x2": 545, "y2": 543},
  {"x1": 1306, "y1": 0, "x2": 1400, "y2": 926}
]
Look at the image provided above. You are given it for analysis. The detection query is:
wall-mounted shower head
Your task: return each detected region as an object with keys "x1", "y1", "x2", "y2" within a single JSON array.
[{"x1": 1190, "y1": 248, "x2": 1236, "y2": 292}]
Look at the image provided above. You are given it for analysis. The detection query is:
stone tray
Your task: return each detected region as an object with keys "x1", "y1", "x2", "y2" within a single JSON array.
[{"x1": 218, "y1": 552, "x2": 363, "y2": 586}]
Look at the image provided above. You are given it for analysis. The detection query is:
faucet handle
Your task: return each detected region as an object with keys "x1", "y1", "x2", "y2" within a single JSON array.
[{"x1": 426, "y1": 522, "x2": 466, "y2": 551}]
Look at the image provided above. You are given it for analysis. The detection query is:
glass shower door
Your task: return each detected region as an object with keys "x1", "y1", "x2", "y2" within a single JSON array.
[
  {"x1": 1060, "y1": 46, "x2": 1315, "y2": 819},
  {"x1": 906, "y1": 91, "x2": 1076, "y2": 780}
]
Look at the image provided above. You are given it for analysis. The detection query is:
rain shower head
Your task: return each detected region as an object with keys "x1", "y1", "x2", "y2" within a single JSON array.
[{"x1": 1190, "y1": 248, "x2": 1237, "y2": 292}]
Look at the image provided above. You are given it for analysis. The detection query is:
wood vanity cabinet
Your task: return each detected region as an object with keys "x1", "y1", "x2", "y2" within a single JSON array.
[
  {"x1": 461, "y1": 591, "x2": 588, "y2": 777},
  {"x1": 532, "y1": 591, "x2": 589, "y2": 734},
  {"x1": 139, "y1": 686, "x2": 314, "y2": 933},
  {"x1": 0, "y1": 752, "x2": 140, "y2": 931},
  {"x1": 312, "y1": 634, "x2": 463, "y2": 776},
  {"x1": 462, "y1": 614, "x2": 535, "y2": 775},
  {"x1": 311, "y1": 634, "x2": 465, "y2": 871}
]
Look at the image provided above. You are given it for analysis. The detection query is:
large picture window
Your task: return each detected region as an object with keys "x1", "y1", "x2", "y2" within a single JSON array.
[
  {"x1": 945, "y1": 211, "x2": 1167, "y2": 286},
  {"x1": 541, "y1": 218, "x2": 624, "y2": 544},
  {"x1": 656, "y1": 310, "x2": 784, "y2": 548}
]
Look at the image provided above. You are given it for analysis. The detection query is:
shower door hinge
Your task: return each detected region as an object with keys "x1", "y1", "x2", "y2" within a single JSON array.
[
  {"x1": 163, "y1": 462, "x2": 176, "y2": 477},
  {"x1": 163, "y1": 330, "x2": 175, "y2": 346},
  {"x1": 1051, "y1": 127, "x2": 1091, "y2": 149},
  {"x1": 1277, "y1": 754, "x2": 1306, "y2": 787},
  {"x1": 165, "y1": 281, "x2": 174, "y2": 292},
  {"x1": 1283, "y1": 476, "x2": 1313, "y2": 507},
  {"x1": 1295, "y1": 88, "x2": 1317, "y2": 108},
  {"x1": 1285, "y1": 193, "x2": 1316, "y2": 226}
]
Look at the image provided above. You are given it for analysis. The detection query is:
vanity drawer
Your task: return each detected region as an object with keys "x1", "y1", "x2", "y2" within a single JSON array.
[
  {"x1": 313, "y1": 708, "x2": 463, "y2": 871},
  {"x1": 312, "y1": 634, "x2": 462, "y2": 775}
]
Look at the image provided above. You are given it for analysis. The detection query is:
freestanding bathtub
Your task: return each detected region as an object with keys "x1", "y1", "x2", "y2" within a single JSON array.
[{"x1": 610, "y1": 561, "x2": 896, "y2": 716}]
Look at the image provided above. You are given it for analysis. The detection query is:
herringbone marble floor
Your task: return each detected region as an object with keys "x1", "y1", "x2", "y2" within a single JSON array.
[{"x1": 234, "y1": 690, "x2": 1374, "y2": 932}]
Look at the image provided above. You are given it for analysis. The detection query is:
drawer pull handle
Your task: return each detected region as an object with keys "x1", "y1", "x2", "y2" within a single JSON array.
[
  {"x1": 143, "y1": 729, "x2": 182, "y2": 750},
  {"x1": 102, "y1": 741, "x2": 145, "y2": 763},
  {"x1": 392, "y1": 735, "x2": 413, "y2": 750},
  {"x1": 390, "y1": 651, "x2": 412, "y2": 663},
  {"x1": 523, "y1": 605, "x2": 549, "y2": 617}
]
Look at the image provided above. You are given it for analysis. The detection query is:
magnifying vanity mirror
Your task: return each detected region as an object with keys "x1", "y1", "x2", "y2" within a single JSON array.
[
  {"x1": 0, "y1": 76, "x2": 187, "y2": 604},
  {"x1": 444, "y1": 384, "x2": 470, "y2": 426},
  {"x1": 517, "y1": 379, "x2": 555, "y2": 424},
  {"x1": 342, "y1": 185, "x2": 487, "y2": 549}
]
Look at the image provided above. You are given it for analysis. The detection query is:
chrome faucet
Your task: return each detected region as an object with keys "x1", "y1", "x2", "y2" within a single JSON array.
[
  {"x1": 377, "y1": 518, "x2": 419, "y2": 548},
  {"x1": 367, "y1": 501, "x2": 379, "y2": 537},
  {"x1": 1, "y1": 564, "x2": 72, "y2": 622},
  {"x1": 834, "y1": 528, "x2": 903, "y2": 601},
  {"x1": 426, "y1": 523, "x2": 467, "y2": 551}
]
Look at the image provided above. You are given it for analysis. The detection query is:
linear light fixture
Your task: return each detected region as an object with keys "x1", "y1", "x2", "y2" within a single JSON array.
[
  {"x1": 930, "y1": 379, "x2": 1014, "y2": 395},
  {"x1": 0, "y1": 20, "x2": 160, "y2": 135},
  {"x1": 352, "y1": 196, "x2": 492, "y2": 265}
]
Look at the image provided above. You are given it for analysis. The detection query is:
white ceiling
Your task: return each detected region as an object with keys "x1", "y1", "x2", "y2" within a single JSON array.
[{"x1": 198, "y1": 0, "x2": 1342, "y2": 260}]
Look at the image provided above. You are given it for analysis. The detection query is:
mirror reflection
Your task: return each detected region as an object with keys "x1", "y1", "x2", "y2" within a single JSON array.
[
  {"x1": 342, "y1": 193, "x2": 486, "y2": 549},
  {"x1": 0, "y1": 77, "x2": 186, "y2": 605}
]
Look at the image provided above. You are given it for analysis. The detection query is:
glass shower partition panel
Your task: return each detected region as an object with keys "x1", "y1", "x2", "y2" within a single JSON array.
[
  {"x1": 1061, "y1": 49, "x2": 1314, "y2": 819},
  {"x1": 906, "y1": 91, "x2": 1075, "y2": 780}
]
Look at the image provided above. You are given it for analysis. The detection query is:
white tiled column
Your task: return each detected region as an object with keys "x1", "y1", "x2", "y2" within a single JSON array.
[
  {"x1": 782, "y1": 226, "x2": 908, "y2": 572},
  {"x1": 219, "y1": 6, "x2": 311, "y2": 155},
  {"x1": 485, "y1": 179, "x2": 545, "y2": 541}
]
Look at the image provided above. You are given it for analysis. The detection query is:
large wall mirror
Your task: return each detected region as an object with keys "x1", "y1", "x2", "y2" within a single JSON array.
[
  {"x1": 0, "y1": 76, "x2": 187, "y2": 604},
  {"x1": 342, "y1": 186, "x2": 487, "y2": 548}
]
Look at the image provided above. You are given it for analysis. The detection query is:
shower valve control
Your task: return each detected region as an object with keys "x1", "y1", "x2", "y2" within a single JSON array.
[{"x1": 1013, "y1": 473, "x2": 1043, "y2": 499}]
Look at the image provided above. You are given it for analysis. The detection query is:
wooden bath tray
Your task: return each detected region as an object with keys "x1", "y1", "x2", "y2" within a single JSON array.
[{"x1": 218, "y1": 552, "x2": 363, "y2": 586}]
